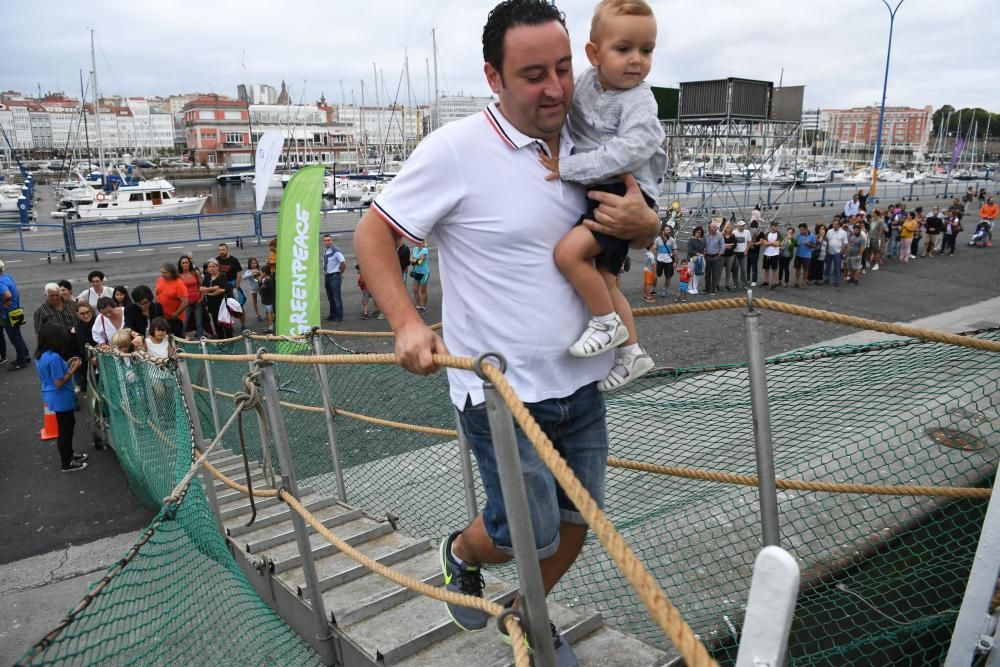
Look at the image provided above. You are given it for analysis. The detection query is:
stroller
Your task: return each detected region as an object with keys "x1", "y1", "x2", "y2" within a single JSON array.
[{"x1": 969, "y1": 221, "x2": 991, "y2": 248}]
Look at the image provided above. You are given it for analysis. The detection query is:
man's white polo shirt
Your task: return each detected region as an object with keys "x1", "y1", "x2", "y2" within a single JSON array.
[{"x1": 372, "y1": 103, "x2": 611, "y2": 408}]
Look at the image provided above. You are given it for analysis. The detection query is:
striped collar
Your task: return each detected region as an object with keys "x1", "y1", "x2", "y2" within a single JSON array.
[{"x1": 482, "y1": 102, "x2": 573, "y2": 154}]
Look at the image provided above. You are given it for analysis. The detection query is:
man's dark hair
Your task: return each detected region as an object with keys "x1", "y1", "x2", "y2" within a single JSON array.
[
  {"x1": 87, "y1": 270, "x2": 105, "y2": 282},
  {"x1": 58, "y1": 279, "x2": 73, "y2": 292},
  {"x1": 96, "y1": 296, "x2": 116, "y2": 311},
  {"x1": 131, "y1": 285, "x2": 154, "y2": 304},
  {"x1": 798, "y1": 223, "x2": 808, "y2": 230},
  {"x1": 483, "y1": 0, "x2": 566, "y2": 75}
]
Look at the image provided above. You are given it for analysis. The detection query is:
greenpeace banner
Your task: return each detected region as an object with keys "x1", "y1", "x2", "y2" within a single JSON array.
[
  {"x1": 275, "y1": 165, "x2": 324, "y2": 337},
  {"x1": 254, "y1": 130, "x2": 284, "y2": 212}
]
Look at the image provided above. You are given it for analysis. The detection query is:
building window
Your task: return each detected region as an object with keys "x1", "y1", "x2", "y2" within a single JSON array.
[{"x1": 226, "y1": 132, "x2": 244, "y2": 144}]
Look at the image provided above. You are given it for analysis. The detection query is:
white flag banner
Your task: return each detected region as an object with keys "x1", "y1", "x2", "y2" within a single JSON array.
[{"x1": 254, "y1": 130, "x2": 284, "y2": 212}]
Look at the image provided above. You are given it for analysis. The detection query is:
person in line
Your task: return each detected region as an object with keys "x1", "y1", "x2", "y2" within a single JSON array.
[
  {"x1": 243, "y1": 258, "x2": 263, "y2": 322},
  {"x1": 704, "y1": 220, "x2": 724, "y2": 294},
  {"x1": 807, "y1": 224, "x2": 827, "y2": 285},
  {"x1": 778, "y1": 227, "x2": 795, "y2": 288},
  {"x1": 322, "y1": 235, "x2": 346, "y2": 322},
  {"x1": 77, "y1": 271, "x2": 115, "y2": 309},
  {"x1": 641, "y1": 241, "x2": 656, "y2": 302},
  {"x1": 845, "y1": 222, "x2": 867, "y2": 285},
  {"x1": 843, "y1": 194, "x2": 860, "y2": 218},
  {"x1": 200, "y1": 259, "x2": 231, "y2": 338},
  {"x1": 653, "y1": 225, "x2": 674, "y2": 296},
  {"x1": 720, "y1": 222, "x2": 737, "y2": 291},
  {"x1": 980, "y1": 197, "x2": 998, "y2": 247},
  {"x1": 675, "y1": 258, "x2": 691, "y2": 302},
  {"x1": 92, "y1": 297, "x2": 125, "y2": 347},
  {"x1": 215, "y1": 243, "x2": 243, "y2": 297},
  {"x1": 922, "y1": 207, "x2": 943, "y2": 257},
  {"x1": 35, "y1": 322, "x2": 86, "y2": 472},
  {"x1": 760, "y1": 221, "x2": 781, "y2": 288},
  {"x1": 732, "y1": 220, "x2": 750, "y2": 290},
  {"x1": 396, "y1": 237, "x2": 411, "y2": 284},
  {"x1": 177, "y1": 255, "x2": 204, "y2": 340},
  {"x1": 793, "y1": 223, "x2": 816, "y2": 288},
  {"x1": 686, "y1": 225, "x2": 705, "y2": 295},
  {"x1": 73, "y1": 301, "x2": 98, "y2": 390},
  {"x1": 824, "y1": 218, "x2": 849, "y2": 286},
  {"x1": 909, "y1": 207, "x2": 924, "y2": 259},
  {"x1": 258, "y1": 264, "x2": 275, "y2": 333},
  {"x1": 144, "y1": 316, "x2": 173, "y2": 359},
  {"x1": 267, "y1": 237, "x2": 277, "y2": 274},
  {"x1": 155, "y1": 263, "x2": 188, "y2": 338},
  {"x1": 898, "y1": 211, "x2": 917, "y2": 263},
  {"x1": 124, "y1": 286, "x2": 165, "y2": 337},
  {"x1": 867, "y1": 210, "x2": 885, "y2": 270},
  {"x1": 410, "y1": 240, "x2": 431, "y2": 313},
  {"x1": 112, "y1": 285, "x2": 132, "y2": 308},
  {"x1": 941, "y1": 212, "x2": 961, "y2": 255},
  {"x1": 34, "y1": 282, "x2": 78, "y2": 337},
  {"x1": 356, "y1": 264, "x2": 375, "y2": 319},
  {"x1": 354, "y1": 0, "x2": 658, "y2": 658},
  {"x1": 57, "y1": 280, "x2": 75, "y2": 303},
  {"x1": 536, "y1": 0, "x2": 662, "y2": 390},
  {"x1": 746, "y1": 220, "x2": 761, "y2": 287},
  {"x1": 0, "y1": 259, "x2": 31, "y2": 370}
]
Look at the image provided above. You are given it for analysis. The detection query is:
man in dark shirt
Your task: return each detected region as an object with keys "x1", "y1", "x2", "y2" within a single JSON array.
[
  {"x1": 923, "y1": 207, "x2": 943, "y2": 256},
  {"x1": 215, "y1": 243, "x2": 243, "y2": 293},
  {"x1": 396, "y1": 237, "x2": 410, "y2": 282}
]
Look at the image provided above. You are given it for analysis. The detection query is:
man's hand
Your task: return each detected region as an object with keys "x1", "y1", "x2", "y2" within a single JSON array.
[
  {"x1": 537, "y1": 149, "x2": 560, "y2": 181},
  {"x1": 584, "y1": 173, "x2": 658, "y2": 247},
  {"x1": 395, "y1": 320, "x2": 450, "y2": 375}
]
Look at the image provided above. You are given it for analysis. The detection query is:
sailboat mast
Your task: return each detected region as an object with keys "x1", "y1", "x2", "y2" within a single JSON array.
[
  {"x1": 404, "y1": 50, "x2": 413, "y2": 159},
  {"x1": 432, "y1": 28, "x2": 439, "y2": 132},
  {"x1": 90, "y1": 29, "x2": 105, "y2": 174},
  {"x1": 360, "y1": 79, "x2": 367, "y2": 168},
  {"x1": 373, "y1": 63, "x2": 383, "y2": 169},
  {"x1": 79, "y1": 69, "x2": 92, "y2": 170}
]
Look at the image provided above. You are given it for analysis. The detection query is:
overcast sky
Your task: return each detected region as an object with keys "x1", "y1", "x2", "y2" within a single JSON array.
[{"x1": 3, "y1": 0, "x2": 997, "y2": 112}]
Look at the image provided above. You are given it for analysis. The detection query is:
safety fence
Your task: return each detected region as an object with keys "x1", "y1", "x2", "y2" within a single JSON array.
[
  {"x1": 0, "y1": 220, "x2": 73, "y2": 258},
  {"x1": 17, "y1": 299, "x2": 999, "y2": 666}
]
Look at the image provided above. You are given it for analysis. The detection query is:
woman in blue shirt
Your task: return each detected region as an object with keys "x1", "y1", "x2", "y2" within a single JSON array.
[
  {"x1": 35, "y1": 322, "x2": 86, "y2": 472},
  {"x1": 409, "y1": 241, "x2": 431, "y2": 314}
]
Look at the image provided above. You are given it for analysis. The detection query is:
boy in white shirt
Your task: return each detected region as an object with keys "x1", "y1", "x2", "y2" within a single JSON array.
[{"x1": 540, "y1": 0, "x2": 665, "y2": 391}]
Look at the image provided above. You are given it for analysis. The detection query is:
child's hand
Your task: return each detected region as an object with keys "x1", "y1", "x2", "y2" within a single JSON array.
[{"x1": 537, "y1": 149, "x2": 560, "y2": 181}]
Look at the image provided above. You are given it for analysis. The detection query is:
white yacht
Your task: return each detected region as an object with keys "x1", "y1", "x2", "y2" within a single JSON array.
[
  {"x1": 71, "y1": 179, "x2": 209, "y2": 220},
  {"x1": 0, "y1": 184, "x2": 24, "y2": 216}
]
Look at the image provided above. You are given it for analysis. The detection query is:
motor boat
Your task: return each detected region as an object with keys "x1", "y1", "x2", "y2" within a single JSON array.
[{"x1": 70, "y1": 178, "x2": 208, "y2": 220}]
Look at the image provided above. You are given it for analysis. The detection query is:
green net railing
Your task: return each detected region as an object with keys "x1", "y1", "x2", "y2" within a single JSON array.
[
  {"x1": 176, "y1": 327, "x2": 997, "y2": 666},
  {"x1": 17, "y1": 354, "x2": 321, "y2": 666},
  {"x1": 19, "y1": 322, "x2": 997, "y2": 666}
]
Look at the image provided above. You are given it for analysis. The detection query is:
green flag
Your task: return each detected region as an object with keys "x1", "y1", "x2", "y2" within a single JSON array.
[{"x1": 275, "y1": 165, "x2": 324, "y2": 338}]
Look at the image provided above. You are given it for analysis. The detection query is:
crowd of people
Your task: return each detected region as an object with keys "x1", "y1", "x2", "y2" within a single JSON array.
[{"x1": 640, "y1": 187, "x2": 997, "y2": 300}]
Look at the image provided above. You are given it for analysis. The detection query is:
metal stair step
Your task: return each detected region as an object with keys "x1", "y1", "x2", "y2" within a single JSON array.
[
  {"x1": 221, "y1": 492, "x2": 320, "y2": 534},
  {"x1": 205, "y1": 453, "x2": 244, "y2": 469},
  {"x1": 269, "y1": 519, "x2": 396, "y2": 574},
  {"x1": 392, "y1": 607, "x2": 608, "y2": 667},
  {"x1": 213, "y1": 469, "x2": 265, "y2": 492},
  {"x1": 279, "y1": 532, "x2": 430, "y2": 595},
  {"x1": 242, "y1": 502, "x2": 359, "y2": 553},
  {"x1": 213, "y1": 458, "x2": 263, "y2": 479},
  {"x1": 218, "y1": 492, "x2": 285, "y2": 520},
  {"x1": 343, "y1": 575, "x2": 517, "y2": 665},
  {"x1": 317, "y1": 551, "x2": 443, "y2": 625},
  {"x1": 302, "y1": 537, "x2": 433, "y2": 597},
  {"x1": 561, "y1": 624, "x2": 672, "y2": 667}
]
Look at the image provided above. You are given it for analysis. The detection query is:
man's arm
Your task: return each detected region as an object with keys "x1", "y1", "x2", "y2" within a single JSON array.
[
  {"x1": 584, "y1": 173, "x2": 658, "y2": 249},
  {"x1": 355, "y1": 210, "x2": 448, "y2": 375}
]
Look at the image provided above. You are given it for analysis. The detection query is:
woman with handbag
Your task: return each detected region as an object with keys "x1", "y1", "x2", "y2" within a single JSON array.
[
  {"x1": 0, "y1": 260, "x2": 31, "y2": 370},
  {"x1": 410, "y1": 240, "x2": 431, "y2": 314}
]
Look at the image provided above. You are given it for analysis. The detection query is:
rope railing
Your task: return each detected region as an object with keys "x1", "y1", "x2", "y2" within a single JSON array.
[{"x1": 172, "y1": 322, "x2": 443, "y2": 346}]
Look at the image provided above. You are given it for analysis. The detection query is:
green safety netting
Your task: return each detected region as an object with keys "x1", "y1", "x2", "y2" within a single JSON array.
[
  {"x1": 21, "y1": 325, "x2": 997, "y2": 666},
  {"x1": 18, "y1": 355, "x2": 320, "y2": 666}
]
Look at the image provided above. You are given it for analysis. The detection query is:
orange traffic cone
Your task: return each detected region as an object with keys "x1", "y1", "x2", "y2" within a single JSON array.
[{"x1": 40, "y1": 405, "x2": 59, "y2": 441}]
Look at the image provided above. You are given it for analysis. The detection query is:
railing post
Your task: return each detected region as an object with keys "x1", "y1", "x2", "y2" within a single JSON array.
[
  {"x1": 311, "y1": 331, "x2": 347, "y2": 502},
  {"x1": 243, "y1": 331, "x2": 276, "y2": 484},
  {"x1": 735, "y1": 546, "x2": 799, "y2": 667},
  {"x1": 176, "y1": 357, "x2": 224, "y2": 529},
  {"x1": 200, "y1": 339, "x2": 222, "y2": 437},
  {"x1": 944, "y1": 449, "x2": 1000, "y2": 666},
  {"x1": 253, "y1": 210, "x2": 263, "y2": 243},
  {"x1": 743, "y1": 293, "x2": 780, "y2": 547},
  {"x1": 477, "y1": 353, "x2": 555, "y2": 667},
  {"x1": 453, "y1": 407, "x2": 479, "y2": 523},
  {"x1": 259, "y1": 360, "x2": 337, "y2": 662}
]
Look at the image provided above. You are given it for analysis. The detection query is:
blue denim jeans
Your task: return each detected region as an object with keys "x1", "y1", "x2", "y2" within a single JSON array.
[
  {"x1": 458, "y1": 382, "x2": 608, "y2": 559},
  {"x1": 1, "y1": 321, "x2": 30, "y2": 364},
  {"x1": 324, "y1": 272, "x2": 343, "y2": 321},
  {"x1": 824, "y1": 253, "x2": 843, "y2": 285}
]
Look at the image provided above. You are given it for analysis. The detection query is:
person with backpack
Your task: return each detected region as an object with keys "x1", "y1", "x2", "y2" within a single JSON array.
[{"x1": 0, "y1": 260, "x2": 30, "y2": 370}]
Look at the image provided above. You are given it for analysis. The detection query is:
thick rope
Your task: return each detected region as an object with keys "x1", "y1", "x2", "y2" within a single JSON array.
[
  {"x1": 477, "y1": 362, "x2": 717, "y2": 667},
  {"x1": 176, "y1": 322, "x2": 443, "y2": 346},
  {"x1": 279, "y1": 491, "x2": 530, "y2": 667},
  {"x1": 608, "y1": 457, "x2": 992, "y2": 500}
]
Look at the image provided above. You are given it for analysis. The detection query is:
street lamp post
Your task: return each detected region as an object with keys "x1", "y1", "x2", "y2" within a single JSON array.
[{"x1": 870, "y1": 0, "x2": 905, "y2": 198}]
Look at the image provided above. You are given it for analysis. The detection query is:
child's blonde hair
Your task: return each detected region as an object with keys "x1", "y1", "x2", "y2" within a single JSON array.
[
  {"x1": 111, "y1": 328, "x2": 136, "y2": 352},
  {"x1": 590, "y1": 0, "x2": 654, "y2": 41}
]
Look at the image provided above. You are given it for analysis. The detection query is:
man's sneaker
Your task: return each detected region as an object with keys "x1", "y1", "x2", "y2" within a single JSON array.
[
  {"x1": 872, "y1": 264, "x2": 879, "y2": 271},
  {"x1": 0, "y1": 355, "x2": 7, "y2": 366},
  {"x1": 568, "y1": 314, "x2": 628, "y2": 358},
  {"x1": 73, "y1": 452, "x2": 89, "y2": 462},
  {"x1": 598, "y1": 348, "x2": 655, "y2": 392},
  {"x1": 439, "y1": 531, "x2": 489, "y2": 631},
  {"x1": 500, "y1": 615, "x2": 580, "y2": 667},
  {"x1": 62, "y1": 460, "x2": 88, "y2": 473}
]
